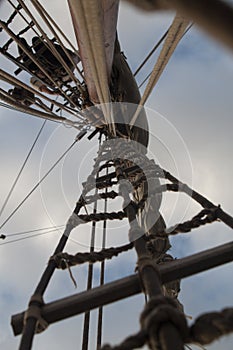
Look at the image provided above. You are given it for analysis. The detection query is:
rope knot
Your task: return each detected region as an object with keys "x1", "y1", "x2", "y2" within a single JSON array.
[
  {"x1": 24, "y1": 294, "x2": 48, "y2": 334},
  {"x1": 50, "y1": 253, "x2": 77, "y2": 288},
  {"x1": 140, "y1": 296, "x2": 188, "y2": 347},
  {"x1": 136, "y1": 254, "x2": 159, "y2": 275},
  {"x1": 50, "y1": 252, "x2": 70, "y2": 269},
  {"x1": 206, "y1": 205, "x2": 221, "y2": 221}
]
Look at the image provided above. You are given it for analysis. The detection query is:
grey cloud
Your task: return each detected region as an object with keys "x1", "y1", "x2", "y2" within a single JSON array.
[{"x1": 1, "y1": 1, "x2": 233, "y2": 349}]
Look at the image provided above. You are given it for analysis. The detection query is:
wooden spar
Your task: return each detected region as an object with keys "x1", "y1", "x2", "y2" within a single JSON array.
[
  {"x1": 68, "y1": 0, "x2": 119, "y2": 104},
  {"x1": 1, "y1": 2, "x2": 232, "y2": 348},
  {"x1": 11, "y1": 240, "x2": 233, "y2": 336},
  {"x1": 67, "y1": 0, "x2": 149, "y2": 148}
]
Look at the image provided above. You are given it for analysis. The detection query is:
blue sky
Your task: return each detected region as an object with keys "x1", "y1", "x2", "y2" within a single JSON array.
[{"x1": 0, "y1": 1, "x2": 233, "y2": 349}]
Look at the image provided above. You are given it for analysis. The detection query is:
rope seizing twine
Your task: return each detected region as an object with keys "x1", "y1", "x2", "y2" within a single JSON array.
[{"x1": 23, "y1": 294, "x2": 48, "y2": 334}]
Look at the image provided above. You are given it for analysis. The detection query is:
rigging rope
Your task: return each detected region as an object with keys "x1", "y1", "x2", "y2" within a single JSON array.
[
  {"x1": 0, "y1": 69, "x2": 87, "y2": 125},
  {"x1": 68, "y1": 0, "x2": 115, "y2": 134},
  {"x1": 52, "y1": 243, "x2": 134, "y2": 268},
  {"x1": 6, "y1": 0, "x2": 44, "y2": 41},
  {"x1": 97, "y1": 166, "x2": 108, "y2": 349},
  {"x1": 1, "y1": 3, "x2": 232, "y2": 350},
  {"x1": 0, "y1": 120, "x2": 46, "y2": 219},
  {"x1": 0, "y1": 100, "x2": 36, "y2": 114},
  {"x1": 12, "y1": 132, "x2": 233, "y2": 349},
  {"x1": 0, "y1": 3, "x2": 21, "y2": 32},
  {"x1": 0, "y1": 89, "x2": 68, "y2": 123},
  {"x1": 0, "y1": 227, "x2": 64, "y2": 246},
  {"x1": 124, "y1": 0, "x2": 233, "y2": 52},
  {"x1": 0, "y1": 138, "x2": 79, "y2": 231},
  {"x1": 83, "y1": 134, "x2": 103, "y2": 350},
  {"x1": 0, "y1": 19, "x2": 75, "y2": 107},
  {"x1": 15, "y1": 0, "x2": 77, "y2": 105},
  {"x1": 2, "y1": 224, "x2": 65, "y2": 237},
  {"x1": 139, "y1": 14, "x2": 189, "y2": 105},
  {"x1": 4, "y1": 4, "x2": 82, "y2": 107},
  {"x1": 130, "y1": 14, "x2": 189, "y2": 127},
  {"x1": 27, "y1": 0, "x2": 83, "y2": 90},
  {"x1": 138, "y1": 23, "x2": 193, "y2": 89},
  {"x1": 31, "y1": 0, "x2": 83, "y2": 76},
  {"x1": 51, "y1": 207, "x2": 219, "y2": 269},
  {"x1": 100, "y1": 305, "x2": 233, "y2": 349},
  {"x1": 30, "y1": 0, "x2": 84, "y2": 86},
  {"x1": 82, "y1": 187, "x2": 98, "y2": 350},
  {"x1": 134, "y1": 27, "x2": 169, "y2": 77}
]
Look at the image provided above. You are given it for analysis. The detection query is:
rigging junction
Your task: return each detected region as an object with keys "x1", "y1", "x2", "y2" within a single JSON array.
[{"x1": 0, "y1": 1, "x2": 233, "y2": 350}]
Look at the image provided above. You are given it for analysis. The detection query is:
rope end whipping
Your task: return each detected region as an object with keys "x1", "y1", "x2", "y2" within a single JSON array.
[
  {"x1": 66, "y1": 213, "x2": 83, "y2": 229},
  {"x1": 62, "y1": 257, "x2": 77, "y2": 288}
]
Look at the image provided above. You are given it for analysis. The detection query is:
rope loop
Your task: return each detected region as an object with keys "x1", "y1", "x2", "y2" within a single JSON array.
[
  {"x1": 24, "y1": 294, "x2": 48, "y2": 334},
  {"x1": 135, "y1": 253, "x2": 161, "y2": 295},
  {"x1": 136, "y1": 254, "x2": 160, "y2": 275},
  {"x1": 140, "y1": 296, "x2": 188, "y2": 346},
  {"x1": 50, "y1": 252, "x2": 71, "y2": 269}
]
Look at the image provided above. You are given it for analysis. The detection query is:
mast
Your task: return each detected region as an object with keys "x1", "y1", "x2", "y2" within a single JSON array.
[{"x1": 0, "y1": 1, "x2": 233, "y2": 349}]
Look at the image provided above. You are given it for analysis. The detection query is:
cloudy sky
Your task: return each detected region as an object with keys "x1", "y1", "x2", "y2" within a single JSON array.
[{"x1": 0, "y1": 1, "x2": 233, "y2": 349}]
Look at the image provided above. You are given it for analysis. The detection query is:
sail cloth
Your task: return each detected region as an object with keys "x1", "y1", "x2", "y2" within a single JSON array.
[
  {"x1": 67, "y1": 0, "x2": 119, "y2": 105},
  {"x1": 68, "y1": 0, "x2": 149, "y2": 148},
  {"x1": 130, "y1": 14, "x2": 189, "y2": 127},
  {"x1": 124, "y1": 0, "x2": 233, "y2": 52}
]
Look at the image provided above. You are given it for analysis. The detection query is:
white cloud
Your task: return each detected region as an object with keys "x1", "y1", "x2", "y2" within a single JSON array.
[{"x1": 0, "y1": 1, "x2": 233, "y2": 349}]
